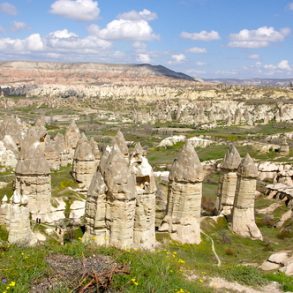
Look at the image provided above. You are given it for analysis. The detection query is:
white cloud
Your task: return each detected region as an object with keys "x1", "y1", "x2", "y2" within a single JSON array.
[
  {"x1": 12, "y1": 21, "x2": 28, "y2": 31},
  {"x1": 137, "y1": 53, "x2": 151, "y2": 63},
  {"x1": 229, "y1": 26, "x2": 290, "y2": 48},
  {"x1": 119, "y1": 9, "x2": 157, "y2": 21},
  {"x1": 0, "y1": 29, "x2": 110, "y2": 56},
  {"x1": 0, "y1": 33, "x2": 44, "y2": 52},
  {"x1": 188, "y1": 47, "x2": 207, "y2": 54},
  {"x1": 87, "y1": 24, "x2": 100, "y2": 35},
  {"x1": 49, "y1": 29, "x2": 78, "y2": 39},
  {"x1": 289, "y1": 2, "x2": 293, "y2": 10},
  {"x1": 51, "y1": 0, "x2": 99, "y2": 21},
  {"x1": 87, "y1": 9, "x2": 158, "y2": 42},
  {"x1": 47, "y1": 29, "x2": 111, "y2": 52},
  {"x1": 277, "y1": 60, "x2": 291, "y2": 71},
  {"x1": 0, "y1": 2, "x2": 17, "y2": 15},
  {"x1": 97, "y1": 19, "x2": 158, "y2": 41},
  {"x1": 169, "y1": 54, "x2": 186, "y2": 64},
  {"x1": 249, "y1": 54, "x2": 260, "y2": 60},
  {"x1": 181, "y1": 30, "x2": 220, "y2": 41}
]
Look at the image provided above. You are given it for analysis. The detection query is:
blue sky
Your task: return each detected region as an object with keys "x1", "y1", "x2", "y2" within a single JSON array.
[{"x1": 0, "y1": 0, "x2": 293, "y2": 78}]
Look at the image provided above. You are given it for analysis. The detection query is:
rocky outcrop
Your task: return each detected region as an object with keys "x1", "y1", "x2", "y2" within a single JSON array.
[
  {"x1": 0, "y1": 135, "x2": 18, "y2": 168},
  {"x1": 217, "y1": 144, "x2": 241, "y2": 215},
  {"x1": 261, "y1": 251, "x2": 293, "y2": 276},
  {"x1": 83, "y1": 145, "x2": 137, "y2": 249},
  {"x1": 113, "y1": 131, "x2": 129, "y2": 159},
  {"x1": 89, "y1": 137, "x2": 101, "y2": 166},
  {"x1": 44, "y1": 139, "x2": 60, "y2": 171},
  {"x1": 64, "y1": 120, "x2": 81, "y2": 160},
  {"x1": 72, "y1": 134, "x2": 96, "y2": 190},
  {"x1": 15, "y1": 135, "x2": 52, "y2": 223},
  {"x1": 130, "y1": 143, "x2": 157, "y2": 249},
  {"x1": 265, "y1": 183, "x2": 293, "y2": 208},
  {"x1": 279, "y1": 136, "x2": 290, "y2": 156},
  {"x1": 0, "y1": 115, "x2": 27, "y2": 145},
  {"x1": 54, "y1": 133, "x2": 70, "y2": 167},
  {"x1": 159, "y1": 141, "x2": 203, "y2": 244},
  {"x1": 0, "y1": 195, "x2": 9, "y2": 225},
  {"x1": 232, "y1": 154, "x2": 263, "y2": 240},
  {"x1": 7, "y1": 191, "x2": 37, "y2": 246}
]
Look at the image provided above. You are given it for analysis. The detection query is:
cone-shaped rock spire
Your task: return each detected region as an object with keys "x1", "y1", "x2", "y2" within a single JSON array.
[
  {"x1": 169, "y1": 140, "x2": 203, "y2": 183},
  {"x1": 159, "y1": 141, "x2": 203, "y2": 244},
  {"x1": 232, "y1": 153, "x2": 263, "y2": 240},
  {"x1": 221, "y1": 144, "x2": 241, "y2": 171}
]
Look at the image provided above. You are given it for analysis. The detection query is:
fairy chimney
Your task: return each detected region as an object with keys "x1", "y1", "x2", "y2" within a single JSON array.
[
  {"x1": 90, "y1": 137, "x2": 101, "y2": 166},
  {"x1": 64, "y1": 120, "x2": 81, "y2": 160},
  {"x1": 83, "y1": 145, "x2": 137, "y2": 249},
  {"x1": 113, "y1": 131, "x2": 129, "y2": 159},
  {"x1": 54, "y1": 133, "x2": 70, "y2": 167},
  {"x1": 103, "y1": 145, "x2": 137, "y2": 249},
  {"x1": 232, "y1": 154, "x2": 263, "y2": 240},
  {"x1": 8, "y1": 191, "x2": 37, "y2": 246},
  {"x1": 130, "y1": 143, "x2": 157, "y2": 249},
  {"x1": 217, "y1": 144, "x2": 241, "y2": 215},
  {"x1": 159, "y1": 141, "x2": 203, "y2": 244},
  {"x1": 72, "y1": 134, "x2": 96, "y2": 190},
  {"x1": 44, "y1": 139, "x2": 60, "y2": 171},
  {"x1": 15, "y1": 136, "x2": 51, "y2": 223}
]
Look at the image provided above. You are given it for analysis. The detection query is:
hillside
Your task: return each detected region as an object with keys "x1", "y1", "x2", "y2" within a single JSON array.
[{"x1": 0, "y1": 61, "x2": 195, "y2": 86}]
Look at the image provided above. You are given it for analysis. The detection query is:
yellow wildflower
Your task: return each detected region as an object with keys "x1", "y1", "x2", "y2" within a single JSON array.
[
  {"x1": 9, "y1": 281, "x2": 16, "y2": 287},
  {"x1": 131, "y1": 278, "x2": 139, "y2": 286},
  {"x1": 178, "y1": 259, "x2": 185, "y2": 264}
]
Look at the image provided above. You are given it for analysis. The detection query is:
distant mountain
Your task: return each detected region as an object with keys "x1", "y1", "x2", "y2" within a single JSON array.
[
  {"x1": 134, "y1": 64, "x2": 195, "y2": 81},
  {"x1": 205, "y1": 78, "x2": 293, "y2": 87},
  {"x1": 0, "y1": 61, "x2": 195, "y2": 86}
]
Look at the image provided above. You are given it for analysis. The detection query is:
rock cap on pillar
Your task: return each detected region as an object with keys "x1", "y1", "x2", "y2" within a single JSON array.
[
  {"x1": 113, "y1": 131, "x2": 129, "y2": 157},
  {"x1": 238, "y1": 153, "x2": 258, "y2": 178},
  {"x1": 169, "y1": 141, "x2": 203, "y2": 183},
  {"x1": 221, "y1": 144, "x2": 241, "y2": 171},
  {"x1": 74, "y1": 134, "x2": 95, "y2": 162},
  {"x1": 104, "y1": 144, "x2": 136, "y2": 200},
  {"x1": 16, "y1": 142, "x2": 50, "y2": 175}
]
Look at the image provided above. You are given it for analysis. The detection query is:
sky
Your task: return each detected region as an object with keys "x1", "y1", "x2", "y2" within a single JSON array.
[{"x1": 0, "y1": 0, "x2": 293, "y2": 78}]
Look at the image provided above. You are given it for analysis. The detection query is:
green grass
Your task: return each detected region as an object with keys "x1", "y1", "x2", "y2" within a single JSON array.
[
  {"x1": 0, "y1": 209, "x2": 292, "y2": 292},
  {"x1": 51, "y1": 165, "x2": 79, "y2": 198},
  {"x1": 0, "y1": 181, "x2": 14, "y2": 201}
]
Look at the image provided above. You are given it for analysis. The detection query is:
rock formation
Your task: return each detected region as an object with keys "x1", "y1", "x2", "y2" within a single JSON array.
[
  {"x1": 64, "y1": 120, "x2": 81, "y2": 160},
  {"x1": 279, "y1": 136, "x2": 290, "y2": 156},
  {"x1": 113, "y1": 131, "x2": 129, "y2": 159},
  {"x1": 217, "y1": 144, "x2": 241, "y2": 215},
  {"x1": 159, "y1": 141, "x2": 203, "y2": 244},
  {"x1": 72, "y1": 134, "x2": 96, "y2": 190},
  {"x1": 130, "y1": 143, "x2": 157, "y2": 249},
  {"x1": 0, "y1": 135, "x2": 18, "y2": 168},
  {"x1": 54, "y1": 133, "x2": 70, "y2": 166},
  {"x1": 44, "y1": 139, "x2": 60, "y2": 171},
  {"x1": 0, "y1": 115, "x2": 27, "y2": 145},
  {"x1": 103, "y1": 145, "x2": 137, "y2": 248},
  {"x1": 7, "y1": 191, "x2": 37, "y2": 246},
  {"x1": 232, "y1": 154, "x2": 263, "y2": 240},
  {"x1": 83, "y1": 145, "x2": 137, "y2": 249},
  {"x1": 89, "y1": 137, "x2": 101, "y2": 166},
  {"x1": 15, "y1": 135, "x2": 52, "y2": 223},
  {"x1": 0, "y1": 195, "x2": 9, "y2": 225}
]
